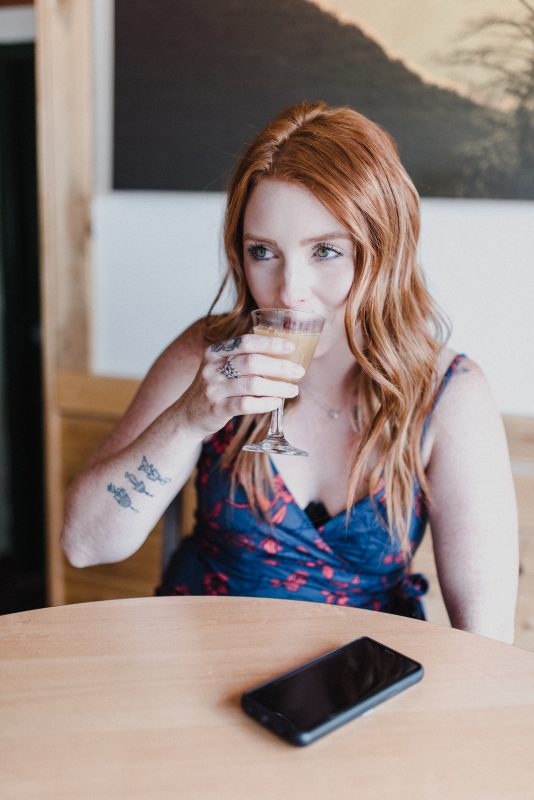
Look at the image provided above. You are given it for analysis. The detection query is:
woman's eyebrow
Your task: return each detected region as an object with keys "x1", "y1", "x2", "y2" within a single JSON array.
[
  {"x1": 243, "y1": 234, "x2": 277, "y2": 245},
  {"x1": 300, "y1": 232, "x2": 352, "y2": 245},
  {"x1": 243, "y1": 232, "x2": 351, "y2": 245}
]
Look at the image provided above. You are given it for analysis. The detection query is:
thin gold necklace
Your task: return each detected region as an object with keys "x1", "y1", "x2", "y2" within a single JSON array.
[{"x1": 303, "y1": 388, "x2": 348, "y2": 420}]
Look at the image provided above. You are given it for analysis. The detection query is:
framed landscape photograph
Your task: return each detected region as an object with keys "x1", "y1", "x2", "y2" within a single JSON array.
[{"x1": 114, "y1": 0, "x2": 534, "y2": 198}]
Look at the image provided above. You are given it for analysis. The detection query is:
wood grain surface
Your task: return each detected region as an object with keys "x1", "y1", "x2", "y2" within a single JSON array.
[{"x1": 1, "y1": 596, "x2": 533, "y2": 799}]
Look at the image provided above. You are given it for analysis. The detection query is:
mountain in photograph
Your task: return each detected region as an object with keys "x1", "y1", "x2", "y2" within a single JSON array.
[{"x1": 114, "y1": 0, "x2": 532, "y2": 198}]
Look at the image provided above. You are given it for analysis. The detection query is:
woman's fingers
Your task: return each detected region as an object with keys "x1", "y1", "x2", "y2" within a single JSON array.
[
  {"x1": 208, "y1": 334, "x2": 304, "y2": 381},
  {"x1": 226, "y1": 395, "x2": 283, "y2": 417},
  {"x1": 201, "y1": 334, "x2": 302, "y2": 424},
  {"x1": 232, "y1": 353, "x2": 304, "y2": 381},
  {"x1": 228, "y1": 375, "x2": 299, "y2": 399},
  {"x1": 209, "y1": 372, "x2": 298, "y2": 402},
  {"x1": 207, "y1": 333, "x2": 295, "y2": 360}
]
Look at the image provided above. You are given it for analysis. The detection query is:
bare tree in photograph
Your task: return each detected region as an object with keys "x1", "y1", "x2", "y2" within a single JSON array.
[{"x1": 444, "y1": 0, "x2": 534, "y2": 197}]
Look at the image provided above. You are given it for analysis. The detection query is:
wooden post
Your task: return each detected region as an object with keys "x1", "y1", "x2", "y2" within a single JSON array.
[{"x1": 35, "y1": 0, "x2": 93, "y2": 604}]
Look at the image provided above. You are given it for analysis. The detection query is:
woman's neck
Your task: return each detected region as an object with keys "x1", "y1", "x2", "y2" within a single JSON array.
[{"x1": 303, "y1": 339, "x2": 358, "y2": 406}]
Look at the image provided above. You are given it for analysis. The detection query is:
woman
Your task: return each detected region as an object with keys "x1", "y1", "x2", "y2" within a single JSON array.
[{"x1": 62, "y1": 102, "x2": 518, "y2": 642}]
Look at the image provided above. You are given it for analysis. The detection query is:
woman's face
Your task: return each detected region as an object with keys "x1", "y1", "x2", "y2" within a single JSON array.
[{"x1": 242, "y1": 179, "x2": 355, "y2": 357}]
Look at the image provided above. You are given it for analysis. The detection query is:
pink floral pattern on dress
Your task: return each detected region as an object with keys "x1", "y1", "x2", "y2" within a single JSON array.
[{"x1": 203, "y1": 571, "x2": 229, "y2": 595}]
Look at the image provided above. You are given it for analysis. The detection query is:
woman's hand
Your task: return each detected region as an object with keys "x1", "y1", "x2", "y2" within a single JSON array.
[{"x1": 179, "y1": 334, "x2": 304, "y2": 437}]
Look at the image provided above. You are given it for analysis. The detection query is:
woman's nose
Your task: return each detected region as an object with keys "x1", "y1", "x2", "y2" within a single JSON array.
[{"x1": 278, "y1": 263, "x2": 311, "y2": 307}]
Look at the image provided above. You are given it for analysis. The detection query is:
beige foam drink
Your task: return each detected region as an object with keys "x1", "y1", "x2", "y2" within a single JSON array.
[
  {"x1": 254, "y1": 325, "x2": 321, "y2": 374},
  {"x1": 245, "y1": 309, "x2": 324, "y2": 455}
]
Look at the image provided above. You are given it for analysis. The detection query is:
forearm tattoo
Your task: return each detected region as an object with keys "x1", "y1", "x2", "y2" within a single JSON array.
[
  {"x1": 107, "y1": 483, "x2": 139, "y2": 513},
  {"x1": 125, "y1": 471, "x2": 154, "y2": 496},
  {"x1": 210, "y1": 336, "x2": 241, "y2": 353},
  {"x1": 138, "y1": 455, "x2": 171, "y2": 485}
]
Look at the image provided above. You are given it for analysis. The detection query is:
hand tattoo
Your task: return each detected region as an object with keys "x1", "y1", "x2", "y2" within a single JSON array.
[
  {"x1": 107, "y1": 483, "x2": 139, "y2": 513},
  {"x1": 210, "y1": 336, "x2": 241, "y2": 353},
  {"x1": 125, "y1": 471, "x2": 154, "y2": 496},
  {"x1": 138, "y1": 455, "x2": 171, "y2": 485}
]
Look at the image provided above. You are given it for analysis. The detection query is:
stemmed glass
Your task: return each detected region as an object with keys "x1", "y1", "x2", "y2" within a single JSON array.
[{"x1": 242, "y1": 308, "x2": 325, "y2": 456}]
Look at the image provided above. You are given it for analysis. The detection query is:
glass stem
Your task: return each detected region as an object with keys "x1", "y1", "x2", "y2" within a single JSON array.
[{"x1": 268, "y1": 400, "x2": 285, "y2": 438}]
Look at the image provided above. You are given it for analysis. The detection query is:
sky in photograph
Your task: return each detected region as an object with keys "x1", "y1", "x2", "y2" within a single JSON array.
[{"x1": 312, "y1": 0, "x2": 521, "y2": 106}]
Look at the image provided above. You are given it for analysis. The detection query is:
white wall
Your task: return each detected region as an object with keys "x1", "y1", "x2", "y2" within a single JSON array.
[
  {"x1": 91, "y1": 0, "x2": 534, "y2": 416},
  {"x1": 0, "y1": 6, "x2": 34, "y2": 43},
  {"x1": 420, "y1": 199, "x2": 534, "y2": 417},
  {"x1": 92, "y1": 191, "x2": 230, "y2": 376}
]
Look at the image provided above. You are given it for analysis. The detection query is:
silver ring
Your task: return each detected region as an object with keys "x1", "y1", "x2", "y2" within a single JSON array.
[{"x1": 217, "y1": 357, "x2": 241, "y2": 379}]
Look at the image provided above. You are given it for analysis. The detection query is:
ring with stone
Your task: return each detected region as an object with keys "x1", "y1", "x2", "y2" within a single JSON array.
[{"x1": 217, "y1": 357, "x2": 241, "y2": 379}]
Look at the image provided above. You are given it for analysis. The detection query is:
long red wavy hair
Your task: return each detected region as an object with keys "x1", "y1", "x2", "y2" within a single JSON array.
[{"x1": 205, "y1": 101, "x2": 449, "y2": 554}]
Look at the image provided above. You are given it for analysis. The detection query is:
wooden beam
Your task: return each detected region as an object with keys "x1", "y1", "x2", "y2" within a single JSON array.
[
  {"x1": 35, "y1": 0, "x2": 93, "y2": 371},
  {"x1": 57, "y1": 370, "x2": 140, "y2": 419}
]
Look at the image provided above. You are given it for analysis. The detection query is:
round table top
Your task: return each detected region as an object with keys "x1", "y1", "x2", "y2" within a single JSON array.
[{"x1": 1, "y1": 595, "x2": 533, "y2": 799}]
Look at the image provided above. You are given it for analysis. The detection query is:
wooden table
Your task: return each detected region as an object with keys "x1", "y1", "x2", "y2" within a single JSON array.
[{"x1": 1, "y1": 596, "x2": 533, "y2": 799}]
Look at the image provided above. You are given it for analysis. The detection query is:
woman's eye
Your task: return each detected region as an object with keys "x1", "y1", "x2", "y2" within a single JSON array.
[
  {"x1": 247, "y1": 243, "x2": 275, "y2": 261},
  {"x1": 315, "y1": 243, "x2": 343, "y2": 260}
]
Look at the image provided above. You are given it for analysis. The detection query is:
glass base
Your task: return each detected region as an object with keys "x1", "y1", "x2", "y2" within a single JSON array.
[{"x1": 242, "y1": 435, "x2": 309, "y2": 457}]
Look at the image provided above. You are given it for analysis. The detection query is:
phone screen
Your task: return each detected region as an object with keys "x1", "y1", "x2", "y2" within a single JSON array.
[{"x1": 244, "y1": 637, "x2": 422, "y2": 734}]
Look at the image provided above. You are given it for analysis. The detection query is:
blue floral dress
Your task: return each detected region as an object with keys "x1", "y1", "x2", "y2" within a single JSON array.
[{"x1": 158, "y1": 354, "x2": 467, "y2": 619}]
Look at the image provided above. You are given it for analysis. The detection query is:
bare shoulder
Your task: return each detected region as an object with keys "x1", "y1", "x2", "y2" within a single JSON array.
[
  {"x1": 154, "y1": 316, "x2": 208, "y2": 375},
  {"x1": 86, "y1": 317, "x2": 209, "y2": 467},
  {"x1": 133, "y1": 316, "x2": 209, "y2": 403},
  {"x1": 428, "y1": 348, "x2": 503, "y2": 452},
  {"x1": 435, "y1": 350, "x2": 497, "y2": 415}
]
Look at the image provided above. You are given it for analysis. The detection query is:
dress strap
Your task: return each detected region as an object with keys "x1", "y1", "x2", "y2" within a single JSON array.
[
  {"x1": 422, "y1": 353, "x2": 468, "y2": 440},
  {"x1": 432, "y1": 353, "x2": 468, "y2": 409}
]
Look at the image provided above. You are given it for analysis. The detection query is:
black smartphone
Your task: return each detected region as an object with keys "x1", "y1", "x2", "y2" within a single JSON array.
[{"x1": 241, "y1": 636, "x2": 423, "y2": 746}]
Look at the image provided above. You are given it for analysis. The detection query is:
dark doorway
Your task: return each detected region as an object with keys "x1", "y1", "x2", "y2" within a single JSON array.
[{"x1": 0, "y1": 42, "x2": 45, "y2": 613}]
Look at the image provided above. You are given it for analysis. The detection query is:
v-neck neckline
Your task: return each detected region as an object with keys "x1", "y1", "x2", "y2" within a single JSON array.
[{"x1": 269, "y1": 456, "x2": 383, "y2": 529}]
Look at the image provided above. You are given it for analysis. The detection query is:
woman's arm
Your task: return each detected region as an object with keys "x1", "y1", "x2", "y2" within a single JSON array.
[
  {"x1": 425, "y1": 357, "x2": 519, "y2": 643},
  {"x1": 61, "y1": 320, "x2": 208, "y2": 567},
  {"x1": 61, "y1": 319, "x2": 303, "y2": 568}
]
